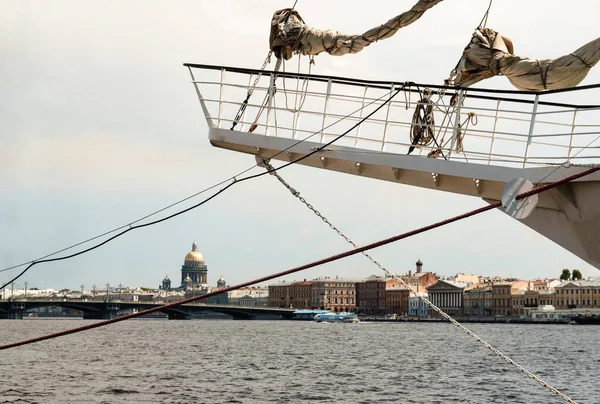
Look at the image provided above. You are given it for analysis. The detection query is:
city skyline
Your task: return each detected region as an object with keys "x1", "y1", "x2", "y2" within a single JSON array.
[
  {"x1": 2, "y1": 1, "x2": 600, "y2": 290},
  {"x1": 4, "y1": 259, "x2": 593, "y2": 293}
]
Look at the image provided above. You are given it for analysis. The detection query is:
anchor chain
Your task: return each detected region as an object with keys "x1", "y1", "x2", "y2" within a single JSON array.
[{"x1": 258, "y1": 157, "x2": 577, "y2": 404}]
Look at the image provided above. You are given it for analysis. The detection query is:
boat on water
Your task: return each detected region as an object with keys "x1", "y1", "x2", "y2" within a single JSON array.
[
  {"x1": 313, "y1": 311, "x2": 359, "y2": 323},
  {"x1": 291, "y1": 309, "x2": 332, "y2": 320},
  {"x1": 570, "y1": 313, "x2": 600, "y2": 325},
  {"x1": 291, "y1": 309, "x2": 359, "y2": 322}
]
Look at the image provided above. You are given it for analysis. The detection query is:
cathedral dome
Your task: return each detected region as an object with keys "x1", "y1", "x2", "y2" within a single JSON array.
[{"x1": 184, "y1": 240, "x2": 204, "y2": 264}]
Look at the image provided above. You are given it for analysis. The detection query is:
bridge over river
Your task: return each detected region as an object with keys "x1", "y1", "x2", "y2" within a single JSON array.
[{"x1": 0, "y1": 298, "x2": 295, "y2": 320}]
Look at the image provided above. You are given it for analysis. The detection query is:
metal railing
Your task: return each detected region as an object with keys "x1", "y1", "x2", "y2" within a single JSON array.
[{"x1": 186, "y1": 63, "x2": 600, "y2": 169}]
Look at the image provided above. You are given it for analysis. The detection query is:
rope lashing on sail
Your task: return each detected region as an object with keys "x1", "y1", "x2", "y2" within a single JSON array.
[
  {"x1": 448, "y1": 27, "x2": 600, "y2": 91},
  {"x1": 257, "y1": 157, "x2": 581, "y2": 403},
  {"x1": 269, "y1": 0, "x2": 444, "y2": 60}
]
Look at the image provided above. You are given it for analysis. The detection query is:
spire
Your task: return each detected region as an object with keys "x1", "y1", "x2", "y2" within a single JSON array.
[{"x1": 192, "y1": 239, "x2": 197, "y2": 251}]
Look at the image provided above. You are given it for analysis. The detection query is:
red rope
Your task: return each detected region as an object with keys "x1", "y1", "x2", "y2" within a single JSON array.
[{"x1": 1, "y1": 167, "x2": 597, "y2": 351}]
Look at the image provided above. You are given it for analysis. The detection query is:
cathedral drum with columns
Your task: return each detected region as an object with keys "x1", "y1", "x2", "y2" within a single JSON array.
[{"x1": 181, "y1": 240, "x2": 208, "y2": 290}]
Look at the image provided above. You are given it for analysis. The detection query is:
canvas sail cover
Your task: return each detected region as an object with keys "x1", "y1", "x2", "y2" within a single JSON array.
[
  {"x1": 452, "y1": 28, "x2": 600, "y2": 91},
  {"x1": 269, "y1": 0, "x2": 443, "y2": 60}
]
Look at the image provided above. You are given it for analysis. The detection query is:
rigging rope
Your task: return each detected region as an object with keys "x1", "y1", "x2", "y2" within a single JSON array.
[
  {"x1": 1, "y1": 166, "x2": 597, "y2": 388},
  {"x1": 408, "y1": 87, "x2": 454, "y2": 159},
  {"x1": 408, "y1": 96, "x2": 436, "y2": 155},
  {"x1": 281, "y1": 55, "x2": 313, "y2": 113},
  {"x1": 257, "y1": 158, "x2": 581, "y2": 404},
  {"x1": 477, "y1": 0, "x2": 493, "y2": 29}
]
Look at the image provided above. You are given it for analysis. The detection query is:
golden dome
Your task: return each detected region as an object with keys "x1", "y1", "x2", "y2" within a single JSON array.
[{"x1": 184, "y1": 240, "x2": 205, "y2": 264}]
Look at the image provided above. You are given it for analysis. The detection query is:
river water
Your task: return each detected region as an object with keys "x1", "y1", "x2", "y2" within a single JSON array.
[{"x1": 1, "y1": 319, "x2": 598, "y2": 404}]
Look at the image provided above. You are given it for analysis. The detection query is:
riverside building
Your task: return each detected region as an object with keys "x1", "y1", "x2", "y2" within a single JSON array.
[{"x1": 426, "y1": 280, "x2": 467, "y2": 317}]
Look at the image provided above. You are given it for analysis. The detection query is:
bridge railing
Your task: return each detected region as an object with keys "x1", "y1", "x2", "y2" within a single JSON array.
[{"x1": 186, "y1": 63, "x2": 600, "y2": 169}]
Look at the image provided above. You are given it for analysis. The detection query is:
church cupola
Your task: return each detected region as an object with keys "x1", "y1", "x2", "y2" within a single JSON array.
[
  {"x1": 161, "y1": 275, "x2": 171, "y2": 291},
  {"x1": 217, "y1": 275, "x2": 226, "y2": 288},
  {"x1": 416, "y1": 259, "x2": 423, "y2": 273},
  {"x1": 181, "y1": 239, "x2": 209, "y2": 288}
]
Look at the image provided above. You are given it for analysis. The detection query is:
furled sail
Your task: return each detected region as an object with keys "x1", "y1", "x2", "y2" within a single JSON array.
[
  {"x1": 269, "y1": 0, "x2": 444, "y2": 60},
  {"x1": 451, "y1": 28, "x2": 600, "y2": 91}
]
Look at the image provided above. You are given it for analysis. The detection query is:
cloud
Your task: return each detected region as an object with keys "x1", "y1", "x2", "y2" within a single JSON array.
[{"x1": 2, "y1": 131, "x2": 216, "y2": 193}]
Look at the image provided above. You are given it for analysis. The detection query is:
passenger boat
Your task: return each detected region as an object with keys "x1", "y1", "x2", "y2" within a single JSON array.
[
  {"x1": 313, "y1": 311, "x2": 359, "y2": 323},
  {"x1": 291, "y1": 309, "x2": 332, "y2": 320}
]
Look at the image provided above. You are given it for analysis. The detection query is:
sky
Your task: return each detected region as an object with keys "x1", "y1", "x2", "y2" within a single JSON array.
[{"x1": 1, "y1": 0, "x2": 600, "y2": 291}]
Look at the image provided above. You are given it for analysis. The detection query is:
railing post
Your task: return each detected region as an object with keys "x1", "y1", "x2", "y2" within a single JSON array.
[
  {"x1": 320, "y1": 79, "x2": 332, "y2": 144},
  {"x1": 488, "y1": 99, "x2": 501, "y2": 165},
  {"x1": 188, "y1": 66, "x2": 215, "y2": 128},
  {"x1": 381, "y1": 83, "x2": 396, "y2": 152},
  {"x1": 218, "y1": 68, "x2": 225, "y2": 128},
  {"x1": 354, "y1": 85, "x2": 369, "y2": 148},
  {"x1": 448, "y1": 89, "x2": 465, "y2": 160},
  {"x1": 265, "y1": 73, "x2": 276, "y2": 137},
  {"x1": 523, "y1": 94, "x2": 539, "y2": 168},
  {"x1": 291, "y1": 74, "x2": 304, "y2": 140},
  {"x1": 567, "y1": 109, "x2": 578, "y2": 163}
]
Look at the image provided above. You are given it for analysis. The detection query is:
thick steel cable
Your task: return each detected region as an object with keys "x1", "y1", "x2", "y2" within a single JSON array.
[
  {"x1": 259, "y1": 159, "x2": 582, "y2": 404},
  {"x1": 1, "y1": 167, "x2": 596, "y2": 355},
  {"x1": 0, "y1": 88, "x2": 403, "y2": 290}
]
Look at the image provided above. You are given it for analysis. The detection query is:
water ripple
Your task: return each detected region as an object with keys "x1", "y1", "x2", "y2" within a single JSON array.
[{"x1": 0, "y1": 320, "x2": 598, "y2": 403}]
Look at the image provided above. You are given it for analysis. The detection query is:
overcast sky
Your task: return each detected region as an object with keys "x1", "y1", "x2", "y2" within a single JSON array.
[{"x1": 2, "y1": 0, "x2": 600, "y2": 291}]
